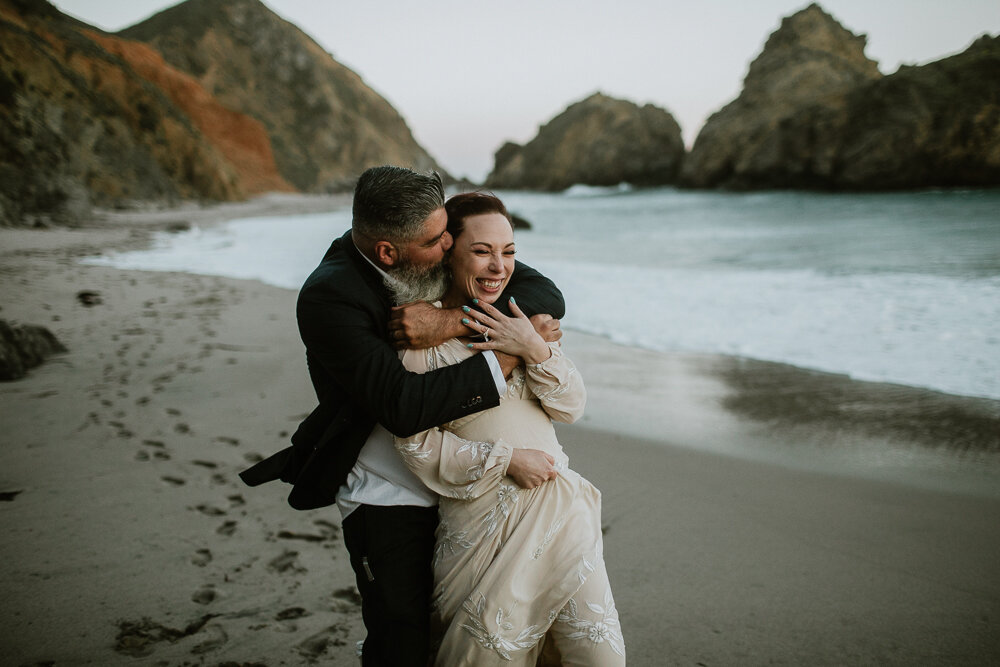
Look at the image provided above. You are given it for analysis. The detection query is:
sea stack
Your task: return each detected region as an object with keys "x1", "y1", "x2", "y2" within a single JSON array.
[
  {"x1": 681, "y1": 3, "x2": 1000, "y2": 190},
  {"x1": 681, "y1": 3, "x2": 881, "y2": 189},
  {"x1": 485, "y1": 93, "x2": 685, "y2": 191}
]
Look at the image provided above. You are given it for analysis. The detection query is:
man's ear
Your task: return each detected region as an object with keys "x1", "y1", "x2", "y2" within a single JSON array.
[{"x1": 374, "y1": 241, "x2": 399, "y2": 267}]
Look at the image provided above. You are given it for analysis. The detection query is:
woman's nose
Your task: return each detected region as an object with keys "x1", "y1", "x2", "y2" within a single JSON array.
[{"x1": 488, "y1": 254, "x2": 503, "y2": 272}]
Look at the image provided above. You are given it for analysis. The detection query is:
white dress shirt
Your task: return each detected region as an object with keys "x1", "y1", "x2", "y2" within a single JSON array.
[{"x1": 336, "y1": 243, "x2": 507, "y2": 519}]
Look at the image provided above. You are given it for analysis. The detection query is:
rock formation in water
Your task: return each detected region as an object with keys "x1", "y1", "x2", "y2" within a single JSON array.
[
  {"x1": 681, "y1": 3, "x2": 881, "y2": 188},
  {"x1": 0, "y1": 319, "x2": 66, "y2": 380},
  {"x1": 122, "y1": 0, "x2": 446, "y2": 193},
  {"x1": 681, "y1": 3, "x2": 1000, "y2": 189},
  {"x1": 485, "y1": 92, "x2": 685, "y2": 191}
]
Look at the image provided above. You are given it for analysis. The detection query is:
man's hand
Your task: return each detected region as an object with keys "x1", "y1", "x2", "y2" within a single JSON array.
[
  {"x1": 389, "y1": 302, "x2": 467, "y2": 349},
  {"x1": 494, "y1": 350, "x2": 520, "y2": 379},
  {"x1": 507, "y1": 448, "x2": 558, "y2": 489},
  {"x1": 530, "y1": 314, "x2": 562, "y2": 344}
]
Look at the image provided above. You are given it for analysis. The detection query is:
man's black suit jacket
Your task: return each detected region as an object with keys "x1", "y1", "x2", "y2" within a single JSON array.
[{"x1": 240, "y1": 229, "x2": 565, "y2": 510}]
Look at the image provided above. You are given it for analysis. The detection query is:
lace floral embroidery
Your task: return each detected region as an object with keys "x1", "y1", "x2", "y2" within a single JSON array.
[
  {"x1": 434, "y1": 521, "x2": 474, "y2": 567},
  {"x1": 395, "y1": 437, "x2": 431, "y2": 461},
  {"x1": 460, "y1": 593, "x2": 545, "y2": 660},
  {"x1": 555, "y1": 589, "x2": 625, "y2": 657},
  {"x1": 482, "y1": 482, "x2": 519, "y2": 538},
  {"x1": 500, "y1": 366, "x2": 526, "y2": 401},
  {"x1": 530, "y1": 364, "x2": 577, "y2": 402},
  {"x1": 531, "y1": 514, "x2": 567, "y2": 560},
  {"x1": 456, "y1": 438, "x2": 494, "y2": 482}
]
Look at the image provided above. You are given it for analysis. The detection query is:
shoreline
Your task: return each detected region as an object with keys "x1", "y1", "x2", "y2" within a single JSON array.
[{"x1": 2, "y1": 196, "x2": 999, "y2": 664}]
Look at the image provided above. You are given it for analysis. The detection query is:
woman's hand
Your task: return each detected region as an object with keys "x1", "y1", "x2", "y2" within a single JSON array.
[{"x1": 463, "y1": 298, "x2": 552, "y2": 365}]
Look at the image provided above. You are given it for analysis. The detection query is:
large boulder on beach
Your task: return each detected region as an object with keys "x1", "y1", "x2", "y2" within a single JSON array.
[
  {"x1": 0, "y1": 320, "x2": 67, "y2": 380},
  {"x1": 122, "y1": 0, "x2": 447, "y2": 192},
  {"x1": 681, "y1": 3, "x2": 1000, "y2": 189},
  {"x1": 485, "y1": 93, "x2": 685, "y2": 191}
]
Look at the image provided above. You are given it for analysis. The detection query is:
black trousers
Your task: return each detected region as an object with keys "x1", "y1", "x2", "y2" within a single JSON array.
[{"x1": 342, "y1": 504, "x2": 438, "y2": 667}]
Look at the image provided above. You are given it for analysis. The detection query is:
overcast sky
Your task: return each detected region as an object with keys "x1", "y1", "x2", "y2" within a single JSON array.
[{"x1": 52, "y1": 0, "x2": 1000, "y2": 181}]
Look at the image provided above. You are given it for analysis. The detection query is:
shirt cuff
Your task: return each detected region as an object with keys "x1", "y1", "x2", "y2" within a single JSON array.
[{"x1": 483, "y1": 351, "x2": 508, "y2": 396}]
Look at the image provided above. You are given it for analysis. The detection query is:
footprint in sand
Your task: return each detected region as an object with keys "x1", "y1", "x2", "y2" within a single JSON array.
[
  {"x1": 267, "y1": 550, "x2": 307, "y2": 575},
  {"x1": 297, "y1": 625, "x2": 346, "y2": 659},
  {"x1": 215, "y1": 436, "x2": 240, "y2": 447},
  {"x1": 195, "y1": 504, "x2": 226, "y2": 517},
  {"x1": 161, "y1": 476, "x2": 186, "y2": 487},
  {"x1": 174, "y1": 423, "x2": 191, "y2": 435},
  {"x1": 191, "y1": 586, "x2": 217, "y2": 605},
  {"x1": 227, "y1": 494, "x2": 245, "y2": 507},
  {"x1": 275, "y1": 607, "x2": 310, "y2": 621},
  {"x1": 191, "y1": 549, "x2": 213, "y2": 567},
  {"x1": 332, "y1": 587, "x2": 362, "y2": 606},
  {"x1": 216, "y1": 521, "x2": 237, "y2": 537},
  {"x1": 191, "y1": 460, "x2": 218, "y2": 469},
  {"x1": 190, "y1": 623, "x2": 228, "y2": 655}
]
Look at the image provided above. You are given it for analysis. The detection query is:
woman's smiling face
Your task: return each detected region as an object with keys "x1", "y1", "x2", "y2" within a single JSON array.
[{"x1": 447, "y1": 213, "x2": 515, "y2": 305}]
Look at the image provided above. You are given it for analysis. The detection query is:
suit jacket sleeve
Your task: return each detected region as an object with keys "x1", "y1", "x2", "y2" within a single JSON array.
[
  {"x1": 298, "y1": 287, "x2": 501, "y2": 438},
  {"x1": 493, "y1": 260, "x2": 565, "y2": 319}
]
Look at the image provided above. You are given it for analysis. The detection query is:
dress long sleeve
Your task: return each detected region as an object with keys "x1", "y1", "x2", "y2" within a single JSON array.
[
  {"x1": 395, "y1": 428, "x2": 514, "y2": 500},
  {"x1": 525, "y1": 343, "x2": 586, "y2": 424}
]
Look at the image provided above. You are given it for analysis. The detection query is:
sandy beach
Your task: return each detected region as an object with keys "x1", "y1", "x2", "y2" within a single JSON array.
[{"x1": 1, "y1": 197, "x2": 999, "y2": 666}]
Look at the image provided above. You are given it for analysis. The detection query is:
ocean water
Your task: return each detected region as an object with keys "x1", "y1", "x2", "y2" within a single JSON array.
[{"x1": 83, "y1": 187, "x2": 1000, "y2": 400}]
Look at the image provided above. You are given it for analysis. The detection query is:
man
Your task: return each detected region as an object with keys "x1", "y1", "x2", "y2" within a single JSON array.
[{"x1": 241, "y1": 165, "x2": 564, "y2": 665}]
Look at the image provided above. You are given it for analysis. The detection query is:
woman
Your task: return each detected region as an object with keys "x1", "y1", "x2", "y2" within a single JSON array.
[{"x1": 395, "y1": 192, "x2": 625, "y2": 665}]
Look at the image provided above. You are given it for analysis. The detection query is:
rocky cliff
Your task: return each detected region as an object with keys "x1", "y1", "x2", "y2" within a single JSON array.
[
  {"x1": 681, "y1": 3, "x2": 881, "y2": 188},
  {"x1": 0, "y1": 0, "x2": 246, "y2": 226},
  {"x1": 0, "y1": 0, "x2": 447, "y2": 227},
  {"x1": 682, "y1": 3, "x2": 1000, "y2": 189},
  {"x1": 485, "y1": 93, "x2": 684, "y2": 191},
  {"x1": 122, "y1": 0, "x2": 445, "y2": 193}
]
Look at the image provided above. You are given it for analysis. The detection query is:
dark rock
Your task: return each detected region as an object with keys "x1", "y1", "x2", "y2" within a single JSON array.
[
  {"x1": 0, "y1": 320, "x2": 67, "y2": 380},
  {"x1": 486, "y1": 92, "x2": 685, "y2": 191},
  {"x1": 76, "y1": 290, "x2": 103, "y2": 306},
  {"x1": 682, "y1": 3, "x2": 880, "y2": 188},
  {"x1": 682, "y1": 3, "x2": 1000, "y2": 190},
  {"x1": 510, "y1": 213, "x2": 532, "y2": 230}
]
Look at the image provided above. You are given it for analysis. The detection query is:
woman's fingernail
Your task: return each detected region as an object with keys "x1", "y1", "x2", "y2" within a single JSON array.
[
  {"x1": 462, "y1": 318, "x2": 470, "y2": 325},
  {"x1": 472, "y1": 298, "x2": 479, "y2": 304},
  {"x1": 462, "y1": 306, "x2": 471, "y2": 313},
  {"x1": 466, "y1": 343, "x2": 474, "y2": 349},
  {"x1": 510, "y1": 297, "x2": 516, "y2": 304}
]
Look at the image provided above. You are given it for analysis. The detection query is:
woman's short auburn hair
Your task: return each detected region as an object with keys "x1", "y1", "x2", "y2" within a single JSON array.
[{"x1": 444, "y1": 192, "x2": 512, "y2": 240}]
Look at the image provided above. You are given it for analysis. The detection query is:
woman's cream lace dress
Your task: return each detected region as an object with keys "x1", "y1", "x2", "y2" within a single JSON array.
[{"x1": 397, "y1": 341, "x2": 625, "y2": 665}]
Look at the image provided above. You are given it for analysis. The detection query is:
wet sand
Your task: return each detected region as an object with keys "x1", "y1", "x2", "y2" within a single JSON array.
[{"x1": 1, "y1": 196, "x2": 998, "y2": 665}]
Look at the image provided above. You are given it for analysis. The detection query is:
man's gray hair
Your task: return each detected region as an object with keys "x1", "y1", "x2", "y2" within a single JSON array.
[{"x1": 352, "y1": 166, "x2": 445, "y2": 243}]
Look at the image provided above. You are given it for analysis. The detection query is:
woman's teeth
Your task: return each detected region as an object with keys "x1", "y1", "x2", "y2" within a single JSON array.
[{"x1": 478, "y1": 279, "x2": 502, "y2": 289}]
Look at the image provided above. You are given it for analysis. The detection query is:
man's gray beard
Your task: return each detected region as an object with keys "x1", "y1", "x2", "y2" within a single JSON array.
[{"x1": 383, "y1": 261, "x2": 449, "y2": 305}]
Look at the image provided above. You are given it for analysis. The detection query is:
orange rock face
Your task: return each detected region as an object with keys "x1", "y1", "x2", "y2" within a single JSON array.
[{"x1": 86, "y1": 31, "x2": 295, "y2": 195}]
